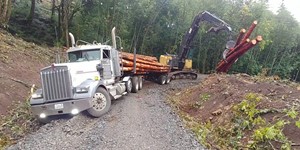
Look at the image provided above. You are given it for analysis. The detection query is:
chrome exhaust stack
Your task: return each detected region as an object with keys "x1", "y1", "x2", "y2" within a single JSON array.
[
  {"x1": 111, "y1": 27, "x2": 117, "y2": 49},
  {"x1": 69, "y1": 33, "x2": 76, "y2": 47}
]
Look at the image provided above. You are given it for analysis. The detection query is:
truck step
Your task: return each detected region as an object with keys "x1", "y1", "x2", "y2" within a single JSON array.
[{"x1": 113, "y1": 95, "x2": 122, "y2": 100}]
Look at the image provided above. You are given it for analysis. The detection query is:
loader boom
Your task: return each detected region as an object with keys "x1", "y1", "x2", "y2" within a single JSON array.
[{"x1": 178, "y1": 11, "x2": 232, "y2": 69}]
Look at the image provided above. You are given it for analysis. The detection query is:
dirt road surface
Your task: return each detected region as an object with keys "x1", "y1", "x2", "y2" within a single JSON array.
[{"x1": 8, "y1": 76, "x2": 206, "y2": 150}]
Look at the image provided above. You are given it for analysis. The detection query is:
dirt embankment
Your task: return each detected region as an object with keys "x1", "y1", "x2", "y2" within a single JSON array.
[
  {"x1": 171, "y1": 74, "x2": 300, "y2": 149},
  {"x1": 0, "y1": 29, "x2": 54, "y2": 115}
]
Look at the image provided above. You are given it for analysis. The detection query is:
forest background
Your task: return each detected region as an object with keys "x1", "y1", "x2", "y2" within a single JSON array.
[{"x1": 0, "y1": 0, "x2": 299, "y2": 81}]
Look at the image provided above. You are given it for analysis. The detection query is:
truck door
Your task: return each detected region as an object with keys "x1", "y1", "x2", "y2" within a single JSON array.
[{"x1": 101, "y1": 49, "x2": 113, "y2": 79}]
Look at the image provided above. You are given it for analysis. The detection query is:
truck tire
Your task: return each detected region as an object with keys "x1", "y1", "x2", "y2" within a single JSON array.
[
  {"x1": 138, "y1": 76, "x2": 143, "y2": 90},
  {"x1": 158, "y1": 75, "x2": 167, "y2": 85},
  {"x1": 87, "y1": 87, "x2": 111, "y2": 117},
  {"x1": 132, "y1": 76, "x2": 139, "y2": 93},
  {"x1": 125, "y1": 78, "x2": 132, "y2": 93}
]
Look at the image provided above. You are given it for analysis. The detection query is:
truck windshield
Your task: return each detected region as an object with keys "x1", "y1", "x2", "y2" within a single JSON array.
[{"x1": 68, "y1": 49, "x2": 100, "y2": 62}]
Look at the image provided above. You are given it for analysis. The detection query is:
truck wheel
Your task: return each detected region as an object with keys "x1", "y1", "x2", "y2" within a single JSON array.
[
  {"x1": 87, "y1": 87, "x2": 111, "y2": 117},
  {"x1": 158, "y1": 75, "x2": 167, "y2": 85},
  {"x1": 138, "y1": 76, "x2": 143, "y2": 90},
  {"x1": 125, "y1": 78, "x2": 132, "y2": 93},
  {"x1": 132, "y1": 76, "x2": 139, "y2": 93}
]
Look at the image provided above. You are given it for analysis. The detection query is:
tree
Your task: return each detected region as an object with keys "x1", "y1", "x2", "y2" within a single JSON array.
[
  {"x1": 0, "y1": 0, "x2": 12, "y2": 27},
  {"x1": 27, "y1": 0, "x2": 36, "y2": 24}
]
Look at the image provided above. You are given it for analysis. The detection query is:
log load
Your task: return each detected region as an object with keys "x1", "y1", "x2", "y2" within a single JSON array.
[
  {"x1": 216, "y1": 21, "x2": 263, "y2": 73},
  {"x1": 120, "y1": 52, "x2": 170, "y2": 74}
]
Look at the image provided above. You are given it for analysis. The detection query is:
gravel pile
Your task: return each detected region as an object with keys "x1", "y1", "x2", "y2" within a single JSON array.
[{"x1": 8, "y1": 76, "x2": 206, "y2": 150}]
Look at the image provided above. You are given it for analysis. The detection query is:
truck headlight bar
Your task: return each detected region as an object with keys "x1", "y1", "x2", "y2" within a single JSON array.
[
  {"x1": 75, "y1": 87, "x2": 89, "y2": 93},
  {"x1": 31, "y1": 89, "x2": 43, "y2": 99}
]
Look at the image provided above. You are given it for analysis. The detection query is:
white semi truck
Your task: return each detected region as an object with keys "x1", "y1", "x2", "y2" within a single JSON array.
[{"x1": 30, "y1": 28, "x2": 169, "y2": 122}]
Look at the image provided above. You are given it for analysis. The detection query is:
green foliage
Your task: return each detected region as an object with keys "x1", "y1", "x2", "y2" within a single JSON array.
[
  {"x1": 233, "y1": 93, "x2": 262, "y2": 127},
  {"x1": 251, "y1": 120, "x2": 291, "y2": 149},
  {"x1": 295, "y1": 120, "x2": 300, "y2": 128},
  {"x1": 285, "y1": 107, "x2": 298, "y2": 119},
  {"x1": 200, "y1": 93, "x2": 211, "y2": 101},
  {"x1": 7, "y1": 0, "x2": 300, "y2": 80},
  {"x1": 192, "y1": 93, "x2": 211, "y2": 108}
]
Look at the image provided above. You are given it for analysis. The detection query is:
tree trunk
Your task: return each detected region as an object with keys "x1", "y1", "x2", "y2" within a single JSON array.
[
  {"x1": 59, "y1": 0, "x2": 70, "y2": 47},
  {"x1": 27, "y1": 0, "x2": 36, "y2": 24},
  {"x1": 51, "y1": 0, "x2": 55, "y2": 20},
  {"x1": 62, "y1": 0, "x2": 70, "y2": 47},
  {"x1": 57, "y1": 3, "x2": 61, "y2": 38},
  {"x1": 0, "y1": 0, "x2": 11, "y2": 27},
  {"x1": 1, "y1": 0, "x2": 8, "y2": 20},
  {"x1": 0, "y1": 1, "x2": 2, "y2": 15},
  {"x1": 202, "y1": 47, "x2": 208, "y2": 73}
]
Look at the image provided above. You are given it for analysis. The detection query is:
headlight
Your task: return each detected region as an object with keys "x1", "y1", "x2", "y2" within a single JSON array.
[
  {"x1": 31, "y1": 89, "x2": 43, "y2": 99},
  {"x1": 75, "y1": 87, "x2": 89, "y2": 93},
  {"x1": 31, "y1": 93, "x2": 43, "y2": 99}
]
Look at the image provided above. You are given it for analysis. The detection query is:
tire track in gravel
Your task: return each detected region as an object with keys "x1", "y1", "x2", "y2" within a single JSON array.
[{"x1": 8, "y1": 75, "x2": 206, "y2": 150}]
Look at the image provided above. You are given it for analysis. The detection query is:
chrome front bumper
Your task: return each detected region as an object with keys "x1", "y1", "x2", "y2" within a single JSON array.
[{"x1": 31, "y1": 98, "x2": 92, "y2": 117}]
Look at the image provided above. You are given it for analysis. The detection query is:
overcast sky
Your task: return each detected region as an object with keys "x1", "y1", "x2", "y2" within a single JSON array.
[{"x1": 268, "y1": 0, "x2": 300, "y2": 22}]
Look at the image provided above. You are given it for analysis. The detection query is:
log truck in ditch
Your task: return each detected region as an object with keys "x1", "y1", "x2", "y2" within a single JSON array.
[{"x1": 30, "y1": 11, "x2": 232, "y2": 123}]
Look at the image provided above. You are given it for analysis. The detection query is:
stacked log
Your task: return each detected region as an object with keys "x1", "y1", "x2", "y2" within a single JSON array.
[
  {"x1": 120, "y1": 52, "x2": 169, "y2": 74},
  {"x1": 216, "y1": 21, "x2": 263, "y2": 73}
]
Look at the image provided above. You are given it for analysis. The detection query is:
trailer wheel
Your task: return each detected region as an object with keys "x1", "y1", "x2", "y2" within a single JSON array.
[
  {"x1": 191, "y1": 74, "x2": 197, "y2": 80},
  {"x1": 132, "y1": 76, "x2": 139, "y2": 93},
  {"x1": 158, "y1": 75, "x2": 167, "y2": 85},
  {"x1": 138, "y1": 76, "x2": 143, "y2": 90},
  {"x1": 179, "y1": 74, "x2": 184, "y2": 79},
  {"x1": 125, "y1": 78, "x2": 132, "y2": 93},
  {"x1": 171, "y1": 75, "x2": 176, "y2": 80},
  {"x1": 87, "y1": 87, "x2": 111, "y2": 117}
]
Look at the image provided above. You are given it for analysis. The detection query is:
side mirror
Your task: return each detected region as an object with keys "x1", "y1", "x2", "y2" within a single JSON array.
[{"x1": 96, "y1": 64, "x2": 104, "y2": 77}]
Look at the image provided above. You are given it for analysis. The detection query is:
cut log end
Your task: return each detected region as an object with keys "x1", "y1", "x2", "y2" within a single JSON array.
[
  {"x1": 253, "y1": 20, "x2": 258, "y2": 25},
  {"x1": 240, "y1": 28, "x2": 246, "y2": 33},
  {"x1": 256, "y1": 36, "x2": 263, "y2": 42},
  {"x1": 251, "y1": 39, "x2": 257, "y2": 45}
]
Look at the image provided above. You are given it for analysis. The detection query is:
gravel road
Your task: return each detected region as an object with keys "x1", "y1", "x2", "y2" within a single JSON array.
[{"x1": 8, "y1": 75, "x2": 206, "y2": 150}]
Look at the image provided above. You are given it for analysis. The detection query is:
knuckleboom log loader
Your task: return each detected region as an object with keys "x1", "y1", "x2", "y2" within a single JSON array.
[
  {"x1": 159, "y1": 11, "x2": 232, "y2": 79},
  {"x1": 30, "y1": 28, "x2": 170, "y2": 123}
]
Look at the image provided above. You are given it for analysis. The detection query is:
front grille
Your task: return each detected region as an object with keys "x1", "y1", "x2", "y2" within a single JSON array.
[{"x1": 41, "y1": 66, "x2": 72, "y2": 101}]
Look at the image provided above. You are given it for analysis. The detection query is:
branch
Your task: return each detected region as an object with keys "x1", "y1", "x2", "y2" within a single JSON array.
[
  {"x1": 0, "y1": 75, "x2": 31, "y2": 88},
  {"x1": 268, "y1": 141, "x2": 276, "y2": 150},
  {"x1": 292, "y1": 143, "x2": 300, "y2": 146}
]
